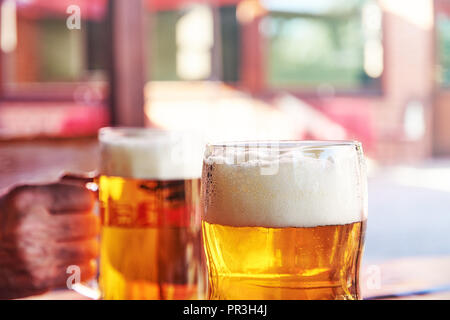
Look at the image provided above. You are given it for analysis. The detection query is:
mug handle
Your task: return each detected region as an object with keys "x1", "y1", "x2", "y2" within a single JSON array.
[{"x1": 61, "y1": 172, "x2": 102, "y2": 300}]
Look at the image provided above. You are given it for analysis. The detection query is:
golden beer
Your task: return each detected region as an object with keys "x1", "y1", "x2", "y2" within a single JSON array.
[
  {"x1": 98, "y1": 128, "x2": 205, "y2": 300},
  {"x1": 99, "y1": 176, "x2": 202, "y2": 299},
  {"x1": 202, "y1": 141, "x2": 367, "y2": 300},
  {"x1": 203, "y1": 221, "x2": 366, "y2": 300}
]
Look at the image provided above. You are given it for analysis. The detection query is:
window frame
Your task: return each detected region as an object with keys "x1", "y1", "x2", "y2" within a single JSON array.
[
  {"x1": 0, "y1": 2, "x2": 109, "y2": 103},
  {"x1": 0, "y1": 0, "x2": 149, "y2": 137},
  {"x1": 434, "y1": 0, "x2": 450, "y2": 90},
  {"x1": 257, "y1": 6, "x2": 385, "y2": 97}
]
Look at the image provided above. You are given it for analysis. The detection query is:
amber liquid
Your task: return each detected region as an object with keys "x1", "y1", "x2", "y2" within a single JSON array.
[
  {"x1": 98, "y1": 175, "x2": 204, "y2": 300},
  {"x1": 202, "y1": 220, "x2": 366, "y2": 300}
]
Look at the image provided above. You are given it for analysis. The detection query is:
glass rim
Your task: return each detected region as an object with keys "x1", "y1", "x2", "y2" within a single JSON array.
[
  {"x1": 206, "y1": 140, "x2": 362, "y2": 149},
  {"x1": 99, "y1": 127, "x2": 170, "y2": 136},
  {"x1": 98, "y1": 127, "x2": 202, "y2": 140}
]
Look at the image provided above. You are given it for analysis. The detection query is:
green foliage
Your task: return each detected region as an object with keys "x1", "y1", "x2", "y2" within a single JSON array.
[
  {"x1": 267, "y1": 13, "x2": 367, "y2": 89},
  {"x1": 437, "y1": 16, "x2": 450, "y2": 86}
]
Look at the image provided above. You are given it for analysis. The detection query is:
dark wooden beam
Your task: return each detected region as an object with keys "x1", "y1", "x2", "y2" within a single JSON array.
[
  {"x1": 240, "y1": 15, "x2": 266, "y2": 94},
  {"x1": 107, "y1": 0, "x2": 147, "y2": 127}
]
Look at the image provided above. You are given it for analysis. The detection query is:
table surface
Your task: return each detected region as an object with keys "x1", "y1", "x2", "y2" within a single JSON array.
[
  {"x1": 360, "y1": 255, "x2": 450, "y2": 299},
  {"x1": 0, "y1": 138, "x2": 99, "y2": 195},
  {"x1": 20, "y1": 255, "x2": 450, "y2": 300}
]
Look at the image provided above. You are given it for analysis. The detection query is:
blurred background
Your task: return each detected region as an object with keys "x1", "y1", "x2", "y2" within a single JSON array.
[{"x1": 0, "y1": 0, "x2": 449, "y2": 296}]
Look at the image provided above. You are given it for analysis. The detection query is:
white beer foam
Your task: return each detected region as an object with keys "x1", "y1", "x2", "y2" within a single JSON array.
[
  {"x1": 100, "y1": 130, "x2": 203, "y2": 180},
  {"x1": 203, "y1": 147, "x2": 366, "y2": 227}
]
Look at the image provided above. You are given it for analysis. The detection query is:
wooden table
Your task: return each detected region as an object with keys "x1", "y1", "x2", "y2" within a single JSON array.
[
  {"x1": 361, "y1": 256, "x2": 450, "y2": 300},
  {"x1": 0, "y1": 137, "x2": 99, "y2": 195},
  {"x1": 21, "y1": 256, "x2": 450, "y2": 300}
]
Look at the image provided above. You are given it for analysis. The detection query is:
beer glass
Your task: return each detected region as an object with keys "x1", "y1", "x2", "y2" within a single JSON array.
[
  {"x1": 98, "y1": 127, "x2": 205, "y2": 299},
  {"x1": 201, "y1": 141, "x2": 367, "y2": 300}
]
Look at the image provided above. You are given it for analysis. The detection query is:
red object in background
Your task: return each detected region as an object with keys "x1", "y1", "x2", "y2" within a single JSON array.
[
  {"x1": 61, "y1": 105, "x2": 109, "y2": 137},
  {"x1": 16, "y1": 0, "x2": 242, "y2": 20},
  {"x1": 16, "y1": 0, "x2": 107, "y2": 20},
  {"x1": 304, "y1": 98, "x2": 375, "y2": 153},
  {"x1": 147, "y1": 0, "x2": 241, "y2": 11},
  {"x1": 0, "y1": 103, "x2": 109, "y2": 139},
  {"x1": 435, "y1": 0, "x2": 450, "y2": 17}
]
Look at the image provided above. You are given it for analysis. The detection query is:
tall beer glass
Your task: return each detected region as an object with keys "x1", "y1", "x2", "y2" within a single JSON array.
[
  {"x1": 202, "y1": 141, "x2": 367, "y2": 300},
  {"x1": 98, "y1": 128, "x2": 205, "y2": 299}
]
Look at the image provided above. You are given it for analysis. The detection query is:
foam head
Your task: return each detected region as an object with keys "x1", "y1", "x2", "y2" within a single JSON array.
[
  {"x1": 99, "y1": 128, "x2": 204, "y2": 180},
  {"x1": 202, "y1": 141, "x2": 367, "y2": 228}
]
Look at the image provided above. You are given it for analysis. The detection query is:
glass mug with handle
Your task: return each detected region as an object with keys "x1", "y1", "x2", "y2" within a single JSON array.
[
  {"x1": 201, "y1": 141, "x2": 367, "y2": 300},
  {"x1": 74, "y1": 127, "x2": 206, "y2": 300}
]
